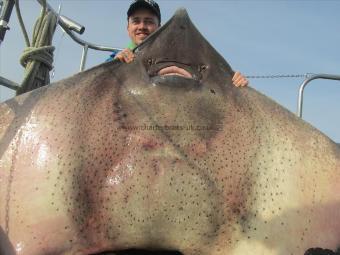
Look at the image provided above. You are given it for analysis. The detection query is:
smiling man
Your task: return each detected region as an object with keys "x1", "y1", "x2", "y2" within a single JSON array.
[{"x1": 107, "y1": 0, "x2": 248, "y2": 87}]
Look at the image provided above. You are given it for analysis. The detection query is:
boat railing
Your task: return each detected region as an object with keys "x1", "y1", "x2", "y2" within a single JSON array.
[
  {"x1": 0, "y1": 0, "x2": 122, "y2": 91},
  {"x1": 35, "y1": 0, "x2": 123, "y2": 71},
  {"x1": 297, "y1": 74, "x2": 340, "y2": 118}
]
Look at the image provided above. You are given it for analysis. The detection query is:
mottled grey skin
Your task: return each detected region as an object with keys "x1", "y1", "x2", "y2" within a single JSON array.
[{"x1": 0, "y1": 9, "x2": 340, "y2": 255}]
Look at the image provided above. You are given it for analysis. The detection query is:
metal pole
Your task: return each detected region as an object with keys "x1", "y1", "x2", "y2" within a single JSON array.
[
  {"x1": 297, "y1": 74, "x2": 340, "y2": 118},
  {"x1": 36, "y1": 0, "x2": 85, "y2": 34},
  {"x1": 0, "y1": 0, "x2": 15, "y2": 45},
  {"x1": 35, "y1": 0, "x2": 122, "y2": 53},
  {"x1": 0, "y1": 75, "x2": 19, "y2": 90},
  {"x1": 80, "y1": 44, "x2": 88, "y2": 72}
]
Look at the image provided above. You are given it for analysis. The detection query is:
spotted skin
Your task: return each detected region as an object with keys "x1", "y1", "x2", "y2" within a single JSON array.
[{"x1": 1, "y1": 9, "x2": 340, "y2": 255}]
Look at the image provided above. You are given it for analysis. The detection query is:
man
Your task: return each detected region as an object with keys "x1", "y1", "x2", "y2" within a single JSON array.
[{"x1": 108, "y1": 0, "x2": 248, "y2": 87}]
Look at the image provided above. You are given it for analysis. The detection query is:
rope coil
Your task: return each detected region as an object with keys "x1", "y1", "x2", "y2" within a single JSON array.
[
  {"x1": 15, "y1": 0, "x2": 57, "y2": 95},
  {"x1": 20, "y1": 45, "x2": 54, "y2": 70}
]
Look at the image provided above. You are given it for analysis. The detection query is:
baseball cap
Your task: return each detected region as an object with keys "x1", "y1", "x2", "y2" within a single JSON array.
[{"x1": 127, "y1": 0, "x2": 161, "y2": 24}]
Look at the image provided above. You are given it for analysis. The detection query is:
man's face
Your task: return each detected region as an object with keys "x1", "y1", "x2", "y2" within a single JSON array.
[{"x1": 127, "y1": 8, "x2": 160, "y2": 45}]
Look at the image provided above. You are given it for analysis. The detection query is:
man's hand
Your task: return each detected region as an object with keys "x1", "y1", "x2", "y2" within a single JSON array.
[
  {"x1": 232, "y1": 71, "x2": 248, "y2": 87},
  {"x1": 115, "y1": 48, "x2": 135, "y2": 63}
]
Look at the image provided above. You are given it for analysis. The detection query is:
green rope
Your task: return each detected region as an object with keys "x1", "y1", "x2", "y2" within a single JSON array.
[{"x1": 15, "y1": 0, "x2": 57, "y2": 95}]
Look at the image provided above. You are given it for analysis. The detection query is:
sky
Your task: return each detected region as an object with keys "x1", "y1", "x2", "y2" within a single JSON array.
[{"x1": 0, "y1": 0, "x2": 339, "y2": 141}]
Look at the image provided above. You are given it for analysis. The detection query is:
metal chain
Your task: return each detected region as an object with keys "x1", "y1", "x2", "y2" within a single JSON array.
[{"x1": 245, "y1": 73, "x2": 314, "y2": 79}]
